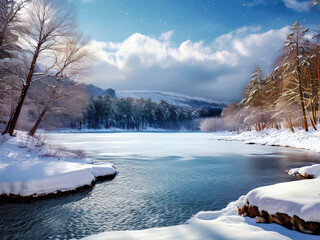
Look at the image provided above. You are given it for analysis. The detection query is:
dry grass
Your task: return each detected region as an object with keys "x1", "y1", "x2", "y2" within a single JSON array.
[{"x1": 22, "y1": 133, "x2": 87, "y2": 160}]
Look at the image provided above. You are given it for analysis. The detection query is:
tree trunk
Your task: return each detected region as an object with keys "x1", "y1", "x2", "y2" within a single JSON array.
[
  {"x1": 29, "y1": 106, "x2": 48, "y2": 136},
  {"x1": 317, "y1": 57, "x2": 320, "y2": 122},
  {"x1": 307, "y1": 66, "x2": 317, "y2": 130},
  {"x1": 298, "y1": 79, "x2": 309, "y2": 132},
  {"x1": 296, "y1": 53, "x2": 308, "y2": 132},
  {"x1": 2, "y1": 44, "x2": 41, "y2": 136},
  {"x1": 287, "y1": 118, "x2": 295, "y2": 133}
]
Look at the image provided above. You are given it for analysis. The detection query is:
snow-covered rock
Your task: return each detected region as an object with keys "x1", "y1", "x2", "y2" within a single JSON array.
[
  {"x1": 238, "y1": 179, "x2": 320, "y2": 223},
  {"x1": 287, "y1": 164, "x2": 320, "y2": 178},
  {"x1": 0, "y1": 132, "x2": 116, "y2": 199}
]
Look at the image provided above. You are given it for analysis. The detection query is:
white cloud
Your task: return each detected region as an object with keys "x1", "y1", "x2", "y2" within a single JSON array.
[
  {"x1": 87, "y1": 26, "x2": 290, "y2": 101},
  {"x1": 246, "y1": 0, "x2": 312, "y2": 11},
  {"x1": 282, "y1": 0, "x2": 311, "y2": 11}
]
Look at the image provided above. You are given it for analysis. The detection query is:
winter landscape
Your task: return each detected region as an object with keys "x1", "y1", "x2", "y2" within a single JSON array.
[{"x1": 1, "y1": 0, "x2": 320, "y2": 240}]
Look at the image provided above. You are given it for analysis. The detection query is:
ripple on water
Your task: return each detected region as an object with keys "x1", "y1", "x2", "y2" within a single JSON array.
[{"x1": 2, "y1": 133, "x2": 320, "y2": 240}]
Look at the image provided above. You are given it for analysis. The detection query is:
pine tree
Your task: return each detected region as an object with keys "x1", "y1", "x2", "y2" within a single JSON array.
[{"x1": 282, "y1": 21, "x2": 309, "y2": 131}]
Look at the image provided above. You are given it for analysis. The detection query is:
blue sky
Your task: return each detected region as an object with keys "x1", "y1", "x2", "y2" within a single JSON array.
[{"x1": 70, "y1": 0, "x2": 320, "y2": 101}]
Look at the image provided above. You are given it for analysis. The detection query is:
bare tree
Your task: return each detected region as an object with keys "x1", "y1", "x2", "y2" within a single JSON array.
[
  {"x1": 0, "y1": 0, "x2": 29, "y2": 57},
  {"x1": 1, "y1": 0, "x2": 90, "y2": 136},
  {"x1": 28, "y1": 79, "x2": 89, "y2": 136}
]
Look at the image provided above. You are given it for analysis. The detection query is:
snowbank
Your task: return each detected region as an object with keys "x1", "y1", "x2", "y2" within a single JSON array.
[
  {"x1": 216, "y1": 128, "x2": 320, "y2": 153},
  {"x1": 287, "y1": 164, "x2": 320, "y2": 178},
  {"x1": 0, "y1": 132, "x2": 116, "y2": 200},
  {"x1": 83, "y1": 200, "x2": 319, "y2": 240},
  {"x1": 83, "y1": 179, "x2": 320, "y2": 239},
  {"x1": 238, "y1": 179, "x2": 320, "y2": 223}
]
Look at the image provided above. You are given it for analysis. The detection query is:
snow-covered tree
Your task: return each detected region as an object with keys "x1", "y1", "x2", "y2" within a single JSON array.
[
  {"x1": 281, "y1": 21, "x2": 310, "y2": 131},
  {"x1": 241, "y1": 66, "x2": 265, "y2": 107}
]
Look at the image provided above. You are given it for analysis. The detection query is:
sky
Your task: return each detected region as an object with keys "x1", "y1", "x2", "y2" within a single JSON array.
[{"x1": 69, "y1": 0, "x2": 320, "y2": 101}]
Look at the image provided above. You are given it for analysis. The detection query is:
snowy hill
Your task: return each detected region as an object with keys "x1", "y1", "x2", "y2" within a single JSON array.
[{"x1": 116, "y1": 90, "x2": 226, "y2": 109}]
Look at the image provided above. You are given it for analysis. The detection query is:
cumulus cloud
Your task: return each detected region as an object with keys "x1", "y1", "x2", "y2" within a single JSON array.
[
  {"x1": 87, "y1": 26, "x2": 290, "y2": 101},
  {"x1": 246, "y1": 0, "x2": 312, "y2": 11},
  {"x1": 282, "y1": 0, "x2": 311, "y2": 11}
]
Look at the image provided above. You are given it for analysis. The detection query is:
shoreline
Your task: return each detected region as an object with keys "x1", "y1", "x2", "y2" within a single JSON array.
[
  {"x1": 213, "y1": 128, "x2": 320, "y2": 154},
  {"x1": 0, "y1": 173, "x2": 117, "y2": 203},
  {"x1": 0, "y1": 132, "x2": 117, "y2": 203}
]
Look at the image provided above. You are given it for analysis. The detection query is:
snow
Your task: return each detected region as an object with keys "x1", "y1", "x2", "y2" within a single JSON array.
[
  {"x1": 56, "y1": 126, "x2": 170, "y2": 133},
  {"x1": 287, "y1": 164, "x2": 320, "y2": 178},
  {"x1": 82, "y1": 178, "x2": 320, "y2": 240},
  {"x1": 216, "y1": 128, "x2": 320, "y2": 153},
  {"x1": 82, "y1": 199, "x2": 319, "y2": 240},
  {"x1": 238, "y1": 179, "x2": 320, "y2": 223},
  {"x1": 116, "y1": 90, "x2": 226, "y2": 108},
  {"x1": 0, "y1": 132, "x2": 116, "y2": 197}
]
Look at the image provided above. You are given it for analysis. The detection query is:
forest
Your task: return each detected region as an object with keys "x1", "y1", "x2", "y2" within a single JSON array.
[
  {"x1": 201, "y1": 21, "x2": 320, "y2": 133},
  {"x1": 84, "y1": 95, "x2": 221, "y2": 130}
]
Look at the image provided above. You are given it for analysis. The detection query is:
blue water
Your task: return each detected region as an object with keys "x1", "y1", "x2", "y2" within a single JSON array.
[{"x1": 1, "y1": 132, "x2": 320, "y2": 240}]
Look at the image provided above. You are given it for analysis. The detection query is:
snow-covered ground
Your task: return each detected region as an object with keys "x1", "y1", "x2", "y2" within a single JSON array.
[
  {"x1": 0, "y1": 132, "x2": 116, "y2": 198},
  {"x1": 215, "y1": 128, "x2": 320, "y2": 153},
  {"x1": 83, "y1": 197, "x2": 319, "y2": 240},
  {"x1": 83, "y1": 179, "x2": 320, "y2": 240}
]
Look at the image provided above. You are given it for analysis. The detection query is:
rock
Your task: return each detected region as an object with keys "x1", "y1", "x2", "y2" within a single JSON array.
[
  {"x1": 238, "y1": 204, "x2": 320, "y2": 235},
  {"x1": 255, "y1": 216, "x2": 266, "y2": 223},
  {"x1": 247, "y1": 206, "x2": 260, "y2": 218}
]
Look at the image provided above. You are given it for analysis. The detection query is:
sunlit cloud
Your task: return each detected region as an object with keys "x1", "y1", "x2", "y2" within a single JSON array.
[{"x1": 87, "y1": 26, "x2": 290, "y2": 101}]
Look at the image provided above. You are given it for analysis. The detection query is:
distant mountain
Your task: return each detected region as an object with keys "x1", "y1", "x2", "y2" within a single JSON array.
[
  {"x1": 77, "y1": 83, "x2": 226, "y2": 110},
  {"x1": 78, "y1": 84, "x2": 116, "y2": 98},
  {"x1": 116, "y1": 90, "x2": 226, "y2": 109}
]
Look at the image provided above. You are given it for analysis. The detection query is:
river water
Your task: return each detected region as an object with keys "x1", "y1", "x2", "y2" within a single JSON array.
[{"x1": 1, "y1": 132, "x2": 320, "y2": 240}]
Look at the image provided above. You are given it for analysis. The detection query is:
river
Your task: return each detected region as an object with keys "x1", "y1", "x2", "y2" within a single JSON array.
[{"x1": 1, "y1": 132, "x2": 320, "y2": 240}]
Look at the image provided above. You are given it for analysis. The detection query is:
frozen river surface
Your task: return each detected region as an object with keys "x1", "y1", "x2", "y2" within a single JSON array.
[{"x1": 1, "y1": 132, "x2": 320, "y2": 240}]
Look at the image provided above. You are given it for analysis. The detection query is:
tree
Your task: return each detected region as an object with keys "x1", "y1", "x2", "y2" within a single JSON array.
[
  {"x1": 2, "y1": 0, "x2": 90, "y2": 135},
  {"x1": 240, "y1": 66, "x2": 266, "y2": 130},
  {"x1": 282, "y1": 21, "x2": 309, "y2": 132},
  {"x1": 241, "y1": 66, "x2": 265, "y2": 108},
  {"x1": 0, "y1": 0, "x2": 28, "y2": 57},
  {"x1": 28, "y1": 79, "x2": 89, "y2": 135}
]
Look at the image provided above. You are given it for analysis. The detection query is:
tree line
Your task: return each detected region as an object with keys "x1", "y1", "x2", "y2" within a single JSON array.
[
  {"x1": 79, "y1": 95, "x2": 222, "y2": 130},
  {"x1": 202, "y1": 21, "x2": 320, "y2": 133}
]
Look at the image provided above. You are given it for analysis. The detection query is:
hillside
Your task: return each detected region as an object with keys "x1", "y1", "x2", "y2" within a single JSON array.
[{"x1": 116, "y1": 90, "x2": 226, "y2": 109}]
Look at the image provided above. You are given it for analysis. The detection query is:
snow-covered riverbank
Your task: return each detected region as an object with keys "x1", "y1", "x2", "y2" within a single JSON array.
[
  {"x1": 83, "y1": 176, "x2": 320, "y2": 240},
  {"x1": 0, "y1": 132, "x2": 116, "y2": 201},
  {"x1": 215, "y1": 128, "x2": 320, "y2": 153},
  {"x1": 83, "y1": 180, "x2": 320, "y2": 240}
]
